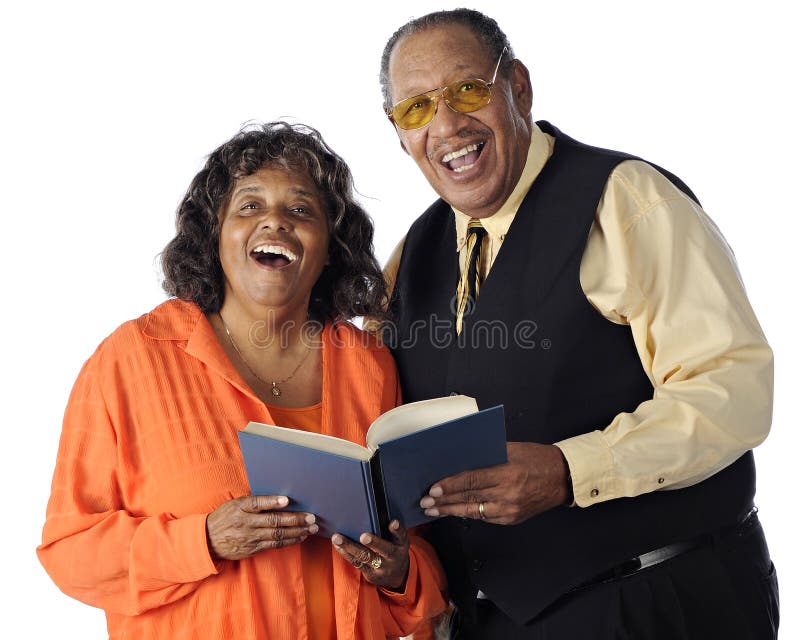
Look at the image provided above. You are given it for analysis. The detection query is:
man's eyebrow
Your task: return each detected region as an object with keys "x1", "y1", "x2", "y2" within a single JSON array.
[{"x1": 404, "y1": 63, "x2": 481, "y2": 95}]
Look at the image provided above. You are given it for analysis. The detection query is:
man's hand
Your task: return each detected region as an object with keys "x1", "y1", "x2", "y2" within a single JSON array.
[{"x1": 419, "y1": 443, "x2": 571, "y2": 525}]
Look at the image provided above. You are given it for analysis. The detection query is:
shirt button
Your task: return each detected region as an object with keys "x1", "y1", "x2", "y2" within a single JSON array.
[
  {"x1": 472, "y1": 559, "x2": 483, "y2": 571},
  {"x1": 449, "y1": 391, "x2": 459, "y2": 396},
  {"x1": 657, "y1": 477, "x2": 665, "y2": 484},
  {"x1": 590, "y1": 488, "x2": 599, "y2": 498}
]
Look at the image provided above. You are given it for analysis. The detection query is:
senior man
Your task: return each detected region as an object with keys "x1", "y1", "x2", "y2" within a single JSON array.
[{"x1": 379, "y1": 8, "x2": 778, "y2": 639}]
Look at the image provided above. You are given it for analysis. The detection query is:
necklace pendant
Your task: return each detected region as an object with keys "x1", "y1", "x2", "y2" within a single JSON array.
[{"x1": 270, "y1": 382, "x2": 282, "y2": 397}]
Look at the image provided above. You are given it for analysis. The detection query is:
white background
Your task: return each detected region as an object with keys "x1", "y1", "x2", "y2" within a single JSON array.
[{"x1": 2, "y1": 0, "x2": 797, "y2": 637}]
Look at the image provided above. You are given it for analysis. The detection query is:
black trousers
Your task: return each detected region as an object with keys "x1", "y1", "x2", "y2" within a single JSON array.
[{"x1": 451, "y1": 514, "x2": 779, "y2": 640}]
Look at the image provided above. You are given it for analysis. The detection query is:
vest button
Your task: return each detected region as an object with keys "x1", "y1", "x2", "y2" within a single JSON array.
[
  {"x1": 472, "y1": 559, "x2": 483, "y2": 571},
  {"x1": 462, "y1": 520, "x2": 471, "y2": 531},
  {"x1": 449, "y1": 391, "x2": 459, "y2": 396}
]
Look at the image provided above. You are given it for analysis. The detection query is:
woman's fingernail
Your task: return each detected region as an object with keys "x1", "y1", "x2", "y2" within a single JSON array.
[
  {"x1": 331, "y1": 534, "x2": 343, "y2": 546},
  {"x1": 360, "y1": 534, "x2": 372, "y2": 545},
  {"x1": 305, "y1": 514, "x2": 316, "y2": 524},
  {"x1": 425, "y1": 508, "x2": 440, "y2": 517},
  {"x1": 277, "y1": 496, "x2": 289, "y2": 506},
  {"x1": 429, "y1": 486, "x2": 443, "y2": 497},
  {"x1": 308, "y1": 524, "x2": 319, "y2": 534},
  {"x1": 420, "y1": 496, "x2": 435, "y2": 508}
]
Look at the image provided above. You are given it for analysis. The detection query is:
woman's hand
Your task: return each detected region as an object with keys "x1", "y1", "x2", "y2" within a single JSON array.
[
  {"x1": 206, "y1": 495, "x2": 318, "y2": 561},
  {"x1": 331, "y1": 520, "x2": 410, "y2": 591}
]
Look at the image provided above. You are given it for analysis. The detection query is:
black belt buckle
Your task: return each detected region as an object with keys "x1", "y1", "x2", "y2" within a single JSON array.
[
  {"x1": 572, "y1": 555, "x2": 642, "y2": 591},
  {"x1": 613, "y1": 556, "x2": 643, "y2": 579}
]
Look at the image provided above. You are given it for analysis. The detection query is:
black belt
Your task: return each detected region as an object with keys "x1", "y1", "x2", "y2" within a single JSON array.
[{"x1": 571, "y1": 508, "x2": 758, "y2": 593}]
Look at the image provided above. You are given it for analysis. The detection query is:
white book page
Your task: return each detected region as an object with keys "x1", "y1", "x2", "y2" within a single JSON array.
[
  {"x1": 243, "y1": 422, "x2": 372, "y2": 461},
  {"x1": 366, "y1": 395, "x2": 479, "y2": 450}
]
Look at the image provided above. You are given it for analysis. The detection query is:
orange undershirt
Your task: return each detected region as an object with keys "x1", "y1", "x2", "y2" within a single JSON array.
[{"x1": 266, "y1": 402, "x2": 336, "y2": 640}]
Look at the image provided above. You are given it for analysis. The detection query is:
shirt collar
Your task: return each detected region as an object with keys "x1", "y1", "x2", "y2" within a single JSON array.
[
  {"x1": 140, "y1": 299, "x2": 255, "y2": 397},
  {"x1": 454, "y1": 122, "x2": 554, "y2": 249}
]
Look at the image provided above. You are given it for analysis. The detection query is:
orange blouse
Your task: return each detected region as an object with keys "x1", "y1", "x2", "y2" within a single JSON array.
[
  {"x1": 266, "y1": 403, "x2": 335, "y2": 640},
  {"x1": 37, "y1": 299, "x2": 446, "y2": 639}
]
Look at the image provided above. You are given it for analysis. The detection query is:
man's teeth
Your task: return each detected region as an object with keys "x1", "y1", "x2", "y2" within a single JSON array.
[
  {"x1": 441, "y1": 143, "x2": 480, "y2": 164},
  {"x1": 252, "y1": 244, "x2": 298, "y2": 261}
]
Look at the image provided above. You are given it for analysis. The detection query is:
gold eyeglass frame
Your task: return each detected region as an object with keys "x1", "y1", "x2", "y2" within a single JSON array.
[{"x1": 386, "y1": 47, "x2": 508, "y2": 130}]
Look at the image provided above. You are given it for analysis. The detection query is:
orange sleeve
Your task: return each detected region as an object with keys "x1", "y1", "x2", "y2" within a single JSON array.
[
  {"x1": 378, "y1": 533, "x2": 448, "y2": 637},
  {"x1": 36, "y1": 343, "x2": 221, "y2": 616}
]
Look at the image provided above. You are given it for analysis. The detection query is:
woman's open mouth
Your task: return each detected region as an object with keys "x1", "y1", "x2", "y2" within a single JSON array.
[{"x1": 250, "y1": 244, "x2": 299, "y2": 270}]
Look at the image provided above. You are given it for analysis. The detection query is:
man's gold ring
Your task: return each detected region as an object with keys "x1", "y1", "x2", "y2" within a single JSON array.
[
  {"x1": 478, "y1": 502, "x2": 487, "y2": 520},
  {"x1": 370, "y1": 555, "x2": 383, "y2": 570}
]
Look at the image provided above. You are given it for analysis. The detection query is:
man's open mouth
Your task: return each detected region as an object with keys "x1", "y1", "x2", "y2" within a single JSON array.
[
  {"x1": 250, "y1": 244, "x2": 299, "y2": 269},
  {"x1": 442, "y1": 142, "x2": 485, "y2": 173}
]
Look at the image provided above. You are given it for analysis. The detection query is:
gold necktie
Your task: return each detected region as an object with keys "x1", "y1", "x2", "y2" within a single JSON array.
[{"x1": 455, "y1": 219, "x2": 487, "y2": 335}]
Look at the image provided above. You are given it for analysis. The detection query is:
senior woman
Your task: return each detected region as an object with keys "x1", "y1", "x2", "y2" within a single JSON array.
[{"x1": 37, "y1": 122, "x2": 446, "y2": 639}]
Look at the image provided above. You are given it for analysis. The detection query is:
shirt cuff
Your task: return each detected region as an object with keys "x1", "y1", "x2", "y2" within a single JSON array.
[
  {"x1": 165, "y1": 513, "x2": 223, "y2": 580},
  {"x1": 378, "y1": 545, "x2": 421, "y2": 605},
  {"x1": 555, "y1": 431, "x2": 617, "y2": 507}
]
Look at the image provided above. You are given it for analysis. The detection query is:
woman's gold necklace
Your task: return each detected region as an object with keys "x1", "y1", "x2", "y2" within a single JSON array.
[{"x1": 220, "y1": 315, "x2": 313, "y2": 398}]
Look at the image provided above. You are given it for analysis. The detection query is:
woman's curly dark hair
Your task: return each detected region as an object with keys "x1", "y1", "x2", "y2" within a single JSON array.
[{"x1": 161, "y1": 122, "x2": 387, "y2": 322}]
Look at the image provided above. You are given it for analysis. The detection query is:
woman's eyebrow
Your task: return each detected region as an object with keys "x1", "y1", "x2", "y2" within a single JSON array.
[
  {"x1": 288, "y1": 187, "x2": 316, "y2": 198},
  {"x1": 232, "y1": 185, "x2": 262, "y2": 198},
  {"x1": 232, "y1": 186, "x2": 315, "y2": 198}
]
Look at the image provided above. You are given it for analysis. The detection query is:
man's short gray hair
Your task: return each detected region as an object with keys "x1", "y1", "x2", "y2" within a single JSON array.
[{"x1": 379, "y1": 8, "x2": 515, "y2": 111}]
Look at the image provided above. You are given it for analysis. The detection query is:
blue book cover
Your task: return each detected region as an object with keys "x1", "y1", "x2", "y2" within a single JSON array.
[
  {"x1": 238, "y1": 396, "x2": 507, "y2": 541},
  {"x1": 377, "y1": 405, "x2": 507, "y2": 530},
  {"x1": 238, "y1": 432, "x2": 379, "y2": 539}
]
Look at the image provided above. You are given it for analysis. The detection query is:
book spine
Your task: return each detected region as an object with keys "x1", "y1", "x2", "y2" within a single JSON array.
[
  {"x1": 361, "y1": 460, "x2": 381, "y2": 536},
  {"x1": 368, "y1": 452, "x2": 391, "y2": 538}
]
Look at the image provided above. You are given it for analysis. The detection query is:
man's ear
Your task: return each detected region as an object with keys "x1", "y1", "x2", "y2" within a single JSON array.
[{"x1": 511, "y1": 59, "x2": 534, "y2": 116}]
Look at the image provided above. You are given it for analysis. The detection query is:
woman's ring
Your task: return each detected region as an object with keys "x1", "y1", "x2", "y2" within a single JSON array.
[
  {"x1": 370, "y1": 555, "x2": 383, "y2": 570},
  {"x1": 478, "y1": 502, "x2": 487, "y2": 520}
]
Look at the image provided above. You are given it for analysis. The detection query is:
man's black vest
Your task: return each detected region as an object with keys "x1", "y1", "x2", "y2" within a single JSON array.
[{"x1": 387, "y1": 121, "x2": 755, "y2": 624}]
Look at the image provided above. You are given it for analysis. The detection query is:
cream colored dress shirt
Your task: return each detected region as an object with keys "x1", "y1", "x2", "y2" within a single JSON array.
[{"x1": 383, "y1": 123, "x2": 773, "y2": 508}]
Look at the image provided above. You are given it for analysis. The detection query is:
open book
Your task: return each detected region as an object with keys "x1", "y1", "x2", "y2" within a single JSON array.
[{"x1": 238, "y1": 395, "x2": 507, "y2": 539}]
